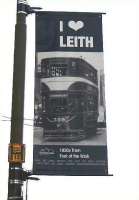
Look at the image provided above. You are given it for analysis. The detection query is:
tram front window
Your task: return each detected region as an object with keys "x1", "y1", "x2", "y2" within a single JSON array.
[
  {"x1": 69, "y1": 94, "x2": 85, "y2": 113},
  {"x1": 49, "y1": 97, "x2": 67, "y2": 114}
]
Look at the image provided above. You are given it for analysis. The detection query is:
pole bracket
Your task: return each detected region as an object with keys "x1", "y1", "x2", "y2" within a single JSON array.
[
  {"x1": 17, "y1": 0, "x2": 42, "y2": 15},
  {"x1": 22, "y1": 170, "x2": 40, "y2": 181}
]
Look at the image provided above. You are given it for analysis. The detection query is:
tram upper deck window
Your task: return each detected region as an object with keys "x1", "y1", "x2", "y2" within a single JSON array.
[{"x1": 46, "y1": 64, "x2": 67, "y2": 77}]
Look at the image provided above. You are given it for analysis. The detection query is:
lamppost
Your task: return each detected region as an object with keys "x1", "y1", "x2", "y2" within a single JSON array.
[{"x1": 7, "y1": 1, "x2": 41, "y2": 200}]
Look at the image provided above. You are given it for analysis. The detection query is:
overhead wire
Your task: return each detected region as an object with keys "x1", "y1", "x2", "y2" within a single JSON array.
[{"x1": 0, "y1": 113, "x2": 34, "y2": 126}]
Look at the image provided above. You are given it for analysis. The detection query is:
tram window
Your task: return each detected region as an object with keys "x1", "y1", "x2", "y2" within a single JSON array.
[
  {"x1": 61, "y1": 98, "x2": 67, "y2": 106},
  {"x1": 72, "y1": 61, "x2": 76, "y2": 67},
  {"x1": 42, "y1": 67, "x2": 46, "y2": 73},
  {"x1": 37, "y1": 64, "x2": 41, "y2": 73},
  {"x1": 79, "y1": 99, "x2": 85, "y2": 110},
  {"x1": 68, "y1": 95, "x2": 77, "y2": 111},
  {"x1": 69, "y1": 94, "x2": 85, "y2": 112},
  {"x1": 50, "y1": 98, "x2": 56, "y2": 106},
  {"x1": 49, "y1": 97, "x2": 67, "y2": 110},
  {"x1": 87, "y1": 85, "x2": 93, "y2": 91},
  {"x1": 69, "y1": 97, "x2": 74, "y2": 106},
  {"x1": 87, "y1": 95, "x2": 94, "y2": 111},
  {"x1": 46, "y1": 64, "x2": 67, "y2": 77},
  {"x1": 42, "y1": 96, "x2": 48, "y2": 112},
  {"x1": 77, "y1": 95, "x2": 85, "y2": 111},
  {"x1": 88, "y1": 102, "x2": 94, "y2": 110},
  {"x1": 90, "y1": 72, "x2": 94, "y2": 80}
]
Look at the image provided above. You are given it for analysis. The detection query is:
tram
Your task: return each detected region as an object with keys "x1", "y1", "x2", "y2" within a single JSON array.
[{"x1": 36, "y1": 57, "x2": 99, "y2": 141}]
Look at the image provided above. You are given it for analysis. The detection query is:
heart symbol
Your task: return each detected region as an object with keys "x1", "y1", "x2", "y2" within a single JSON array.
[{"x1": 68, "y1": 21, "x2": 84, "y2": 31}]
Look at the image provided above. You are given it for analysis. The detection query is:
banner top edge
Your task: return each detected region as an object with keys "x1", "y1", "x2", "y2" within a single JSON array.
[{"x1": 35, "y1": 11, "x2": 106, "y2": 15}]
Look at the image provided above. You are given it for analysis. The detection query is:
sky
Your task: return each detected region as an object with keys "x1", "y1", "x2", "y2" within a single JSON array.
[{"x1": 0, "y1": 0, "x2": 138, "y2": 200}]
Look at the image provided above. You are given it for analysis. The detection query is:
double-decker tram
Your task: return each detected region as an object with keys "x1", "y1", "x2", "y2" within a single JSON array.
[{"x1": 36, "y1": 57, "x2": 99, "y2": 141}]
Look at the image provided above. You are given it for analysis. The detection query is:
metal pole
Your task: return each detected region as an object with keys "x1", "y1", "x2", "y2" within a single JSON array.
[
  {"x1": 7, "y1": 0, "x2": 27, "y2": 199},
  {"x1": 7, "y1": 1, "x2": 41, "y2": 199}
]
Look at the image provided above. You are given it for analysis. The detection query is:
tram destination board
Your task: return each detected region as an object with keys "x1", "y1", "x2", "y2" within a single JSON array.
[{"x1": 33, "y1": 11, "x2": 109, "y2": 176}]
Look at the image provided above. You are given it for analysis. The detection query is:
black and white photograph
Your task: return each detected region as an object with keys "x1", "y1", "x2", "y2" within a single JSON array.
[{"x1": 34, "y1": 52, "x2": 107, "y2": 146}]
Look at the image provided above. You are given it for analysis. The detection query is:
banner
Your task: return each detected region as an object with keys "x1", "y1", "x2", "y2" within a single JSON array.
[{"x1": 33, "y1": 11, "x2": 109, "y2": 175}]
